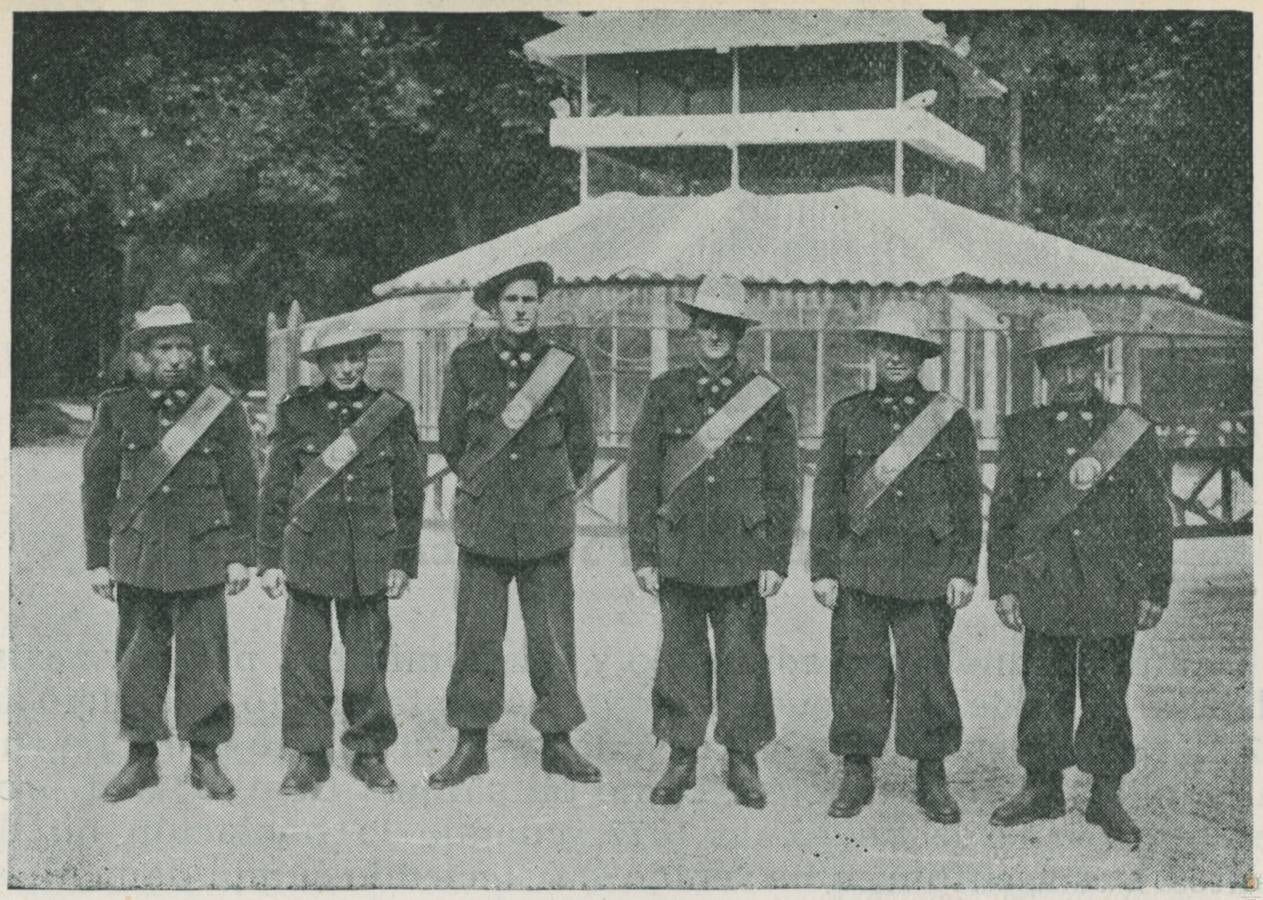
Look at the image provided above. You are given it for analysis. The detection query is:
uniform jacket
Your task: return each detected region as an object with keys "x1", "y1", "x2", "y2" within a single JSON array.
[
  {"x1": 627, "y1": 360, "x2": 800, "y2": 588},
  {"x1": 82, "y1": 379, "x2": 258, "y2": 592},
  {"x1": 988, "y1": 391, "x2": 1173, "y2": 637},
  {"x1": 258, "y1": 382, "x2": 425, "y2": 600},
  {"x1": 810, "y1": 380, "x2": 982, "y2": 600},
  {"x1": 438, "y1": 330, "x2": 597, "y2": 561}
]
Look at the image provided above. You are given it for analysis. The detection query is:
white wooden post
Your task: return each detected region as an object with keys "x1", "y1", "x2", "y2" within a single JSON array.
[
  {"x1": 608, "y1": 307, "x2": 620, "y2": 440},
  {"x1": 815, "y1": 307, "x2": 826, "y2": 432},
  {"x1": 981, "y1": 327, "x2": 1000, "y2": 452},
  {"x1": 650, "y1": 285, "x2": 669, "y2": 376},
  {"x1": 1124, "y1": 336, "x2": 1144, "y2": 406},
  {"x1": 763, "y1": 328, "x2": 773, "y2": 371},
  {"x1": 948, "y1": 306, "x2": 966, "y2": 402},
  {"x1": 401, "y1": 333, "x2": 422, "y2": 426},
  {"x1": 730, "y1": 47, "x2": 740, "y2": 189},
  {"x1": 894, "y1": 42, "x2": 905, "y2": 198},
  {"x1": 580, "y1": 55, "x2": 590, "y2": 203},
  {"x1": 422, "y1": 330, "x2": 440, "y2": 439}
]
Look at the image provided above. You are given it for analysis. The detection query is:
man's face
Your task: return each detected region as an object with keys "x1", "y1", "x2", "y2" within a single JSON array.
[
  {"x1": 144, "y1": 333, "x2": 196, "y2": 387},
  {"x1": 872, "y1": 335, "x2": 925, "y2": 386},
  {"x1": 1040, "y1": 344, "x2": 1100, "y2": 399},
  {"x1": 692, "y1": 312, "x2": 742, "y2": 363},
  {"x1": 317, "y1": 345, "x2": 369, "y2": 391},
  {"x1": 496, "y1": 278, "x2": 541, "y2": 337}
]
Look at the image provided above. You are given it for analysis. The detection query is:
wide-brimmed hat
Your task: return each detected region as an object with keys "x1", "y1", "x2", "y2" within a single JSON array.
[
  {"x1": 854, "y1": 299, "x2": 942, "y2": 358},
  {"x1": 472, "y1": 261, "x2": 554, "y2": 311},
  {"x1": 123, "y1": 303, "x2": 214, "y2": 353},
  {"x1": 1029, "y1": 309, "x2": 1112, "y2": 358},
  {"x1": 300, "y1": 320, "x2": 382, "y2": 363},
  {"x1": 676, "y1": 273, "x2": 762, "y2": 326}
]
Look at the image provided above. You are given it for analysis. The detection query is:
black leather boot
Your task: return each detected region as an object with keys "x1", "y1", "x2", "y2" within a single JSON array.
[
  {"x1": 542, "y1": 732, "x2": 601, "y2": 783},
  {"x1": 352, "y1": 752, "x2": 398, "y2": 793},
  {"x1": 990, "y1": 769, "x2": 1066, "y2": 826},
  {"x1": 828, "y1": 754, "x2": 874, "y2": 818},
  {"x1": 280, "y1": 751, "x2": 331, "y2": 795},
  {"x1": 189, "y1": 744, "x2": 235, "y2": 800},
  {"x1": 650, "y1": 746, "x2": 697, "y2": 805},
  {"x1": 915, "y1": 758, "x2": 961, "y2": 824},
  {"x1": 427, "y1": 729, "x2": 489, "y2": 789},
  {"x1": 1085, "y1": 776, "x2": 1141, "y2": 845},
  {"x1": 726, "y1": 749, "x2": 767, "y2": 810},
  {"x1": 102, "y1": 742, "x2": 159, "y2": 803}
]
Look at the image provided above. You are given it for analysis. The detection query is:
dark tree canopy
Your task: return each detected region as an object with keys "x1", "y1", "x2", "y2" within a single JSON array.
[{"x1": 11, "y1": 11, "x2": 1250, "y2": 400}]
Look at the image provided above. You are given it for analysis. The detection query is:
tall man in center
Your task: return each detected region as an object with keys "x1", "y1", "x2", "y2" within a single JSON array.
[
  {"x1": 430, "y1": 261, "x2": 602, "y2": 788},
  {"x1": 810, "y1": 299, "x2": 981, "y2": 824},
  {"x1": 627, "y1": 274, "x2": 800, "y2": 810}
]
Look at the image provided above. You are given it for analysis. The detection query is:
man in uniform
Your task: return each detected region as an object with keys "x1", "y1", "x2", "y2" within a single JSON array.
[
  {"x1": 809, "y1": 299, "x2": 981, "y2": 823},
  {"x1": 627, "y1": 273, "x2": 799, "y2": 810},
  {"x1": 988, "y1": 310, "x2": 1172, "y2": 845},
  {"x1": 83, "y1": 303, "x2": 257, "y2": 802},
  {"x1": 428, "y1": 261, "x2": 602, "y2": 789},
  {"x1": 258, "y1": 322, "x2": 424, "y2": 795}
]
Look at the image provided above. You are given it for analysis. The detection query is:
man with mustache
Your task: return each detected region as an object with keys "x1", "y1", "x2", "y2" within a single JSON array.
[
  {"x1": 258, "y1": 322, "x2": 424, "y2": 795},
  {"x1": 82, "y1": 304, "x2": 257, "y2": 802},
  {"x1": 988, "y1": 310, "x2": 1172, "y2": 845},
  {"x1": 429, "y1": 261, "x2": 601, "y2": 789},
  {"x1": 627, "y1": 273, "x2": 799, "y2": 809},
  {"x1": 810, "y1": 299, "x2": 981, "y2": 823}
]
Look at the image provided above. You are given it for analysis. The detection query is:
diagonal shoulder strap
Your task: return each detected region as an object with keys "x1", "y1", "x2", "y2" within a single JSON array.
[
  {"x1": 661, "y1": 374, "x2": 780, "y2": 506},
  {"x1": 458, "y1": 347, "x2": 575, "y2": 489},
  {"x1": 847, "y1": 393, "x2": 962, "y2": 537},
  {"x1": 291, "y1": 392, "x2": 408, "y2": 514},
  {"x1": 1014, "y1": 407, "x2": 1151, "y2": 559},
  {"x1": 110, "y1": 385, "x2": 233, "y2": 530}
]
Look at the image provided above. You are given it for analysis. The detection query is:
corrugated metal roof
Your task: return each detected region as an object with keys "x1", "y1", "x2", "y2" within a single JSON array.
[
  {"x1": 371, "y1": 186, "x2": 1200, "y2": 300},
  {"x1": 526, "y1": 10, "x2": 946, "y2": 57}
]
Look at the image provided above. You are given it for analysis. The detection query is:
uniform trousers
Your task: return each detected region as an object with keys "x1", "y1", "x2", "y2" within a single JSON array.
[
  {"x1": 830, "y1": 591, "x2": 961, "y2": 760},
  {"x1": 281, "y1": 589, "x2": 397, "y2": 753},
  {"x1": 1017, "y1": 629, "x2": 1135, "y2": 777},
  {"x1": 652, "y1": 579, "x2": 775, "y2": 752},
  {"x1": 115, "y1": 584, "x2": 234, "y2": 746},
  {"x1": 445, "y1": 549, "x2": 586, "y2": 734}
]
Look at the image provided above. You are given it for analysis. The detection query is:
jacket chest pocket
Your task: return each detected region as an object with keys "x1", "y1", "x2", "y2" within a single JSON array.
[
  {"x1": 913, "y1": 448, "x2": 955, "y2": 497},
  {"x1": 119, "y1": 432, "x2": 157, "y2": 482},
  {"x1": 178, "y1": 438, "x2": 224, "y2": 487},
  {"x1": 724, "y1": 431, "x2": 763, "y2": 480},
  {"x1": 465, "y1": 395, "x2": 500, "y2": 446},
  {"x1": 531, "y1": 409, "x2": 565, "y2": 449},
  {"x1": 842, "y1": 449, "x2": 878, "y2": 493},
  {"x1": 358, "y1": 443, "x2": 395, "y2": 492}
]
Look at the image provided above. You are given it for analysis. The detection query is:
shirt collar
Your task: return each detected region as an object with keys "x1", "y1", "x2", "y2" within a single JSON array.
[
  {"x1": 692, "y1": 358, "x2": 744, "y2": 399},
  {"x1": 872, "y1": 378, "x2": 926, "y2": 408},
  {"x1": 492, "y1": 330, "x2": 545, "y2": 369}
]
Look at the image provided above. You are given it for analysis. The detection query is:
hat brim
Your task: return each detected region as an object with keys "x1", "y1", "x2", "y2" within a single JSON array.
[
  {"x1": 123, "y1": 321, "x2": 214, "y2": 353},
  {"x1": 300, "y1": 333, "x2": 382, "y2": 363},
  {"x1": 1028, "y1": 333, "x2": 1113, "y2": 358},
  {"x1": 675, "y1": 301, "x2": 761, "y2": 327},
  {"x1": 472, "y1": 261, "x2": 554, "y2": 311},
  {"x1": 854, "y1": 329, "x2": 943, "y2": 359}
]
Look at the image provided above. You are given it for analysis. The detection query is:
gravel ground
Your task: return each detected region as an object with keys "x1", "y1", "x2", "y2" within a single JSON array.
[{"x1": 7, "y1": 443, "x2": 1253, "y2": 889}]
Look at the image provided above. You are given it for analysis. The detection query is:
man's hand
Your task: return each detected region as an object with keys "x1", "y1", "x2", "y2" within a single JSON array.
[
  {"x1": 1136, "y1": 598, "x2": 1165, "y2": 631},
  {"x1": 758, "y1": 570, "x2": 784, "y2": 599},
  {"x1": 225, "y1": 563, "x2": 250, "y2": 596},
  {"x1": 386, "y1": 569, "x2": 409, "y2": 599},
  {"x1": 89, "y1": 567, "x2": 115, "y2": 602},
  {"x1": 812, "y1": 578, "x2": 840, "y2": 610},
  {"x1": 995, "y1": 593, "x2": 1023, "y2": 632},
  {"x1": 261, "y1": 568, "x2": 287, "y2": 600},
  {"x1": 635, "y1": 566, "x2": 660, "y2": 596},
  {"x1": 946, "y1": 577, "x2": 974, "y2": 610}
]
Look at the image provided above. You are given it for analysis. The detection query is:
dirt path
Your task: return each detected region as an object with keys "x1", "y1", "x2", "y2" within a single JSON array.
[{"x1": 8, "y1": 444, "x2": 1252, "y2": 888}]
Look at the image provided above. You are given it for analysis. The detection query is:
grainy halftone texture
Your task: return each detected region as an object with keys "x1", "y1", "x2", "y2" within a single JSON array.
[{"x1": 9, "y1": 444, "x2": 1250, "y2": 889}]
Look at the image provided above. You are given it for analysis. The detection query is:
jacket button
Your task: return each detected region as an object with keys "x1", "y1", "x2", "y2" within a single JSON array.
[
  {"x1": 160, "y1": 485, "x2": 171, "y2": 494},
  {"x1": 346, "y1": 474, "x2": 355, "y2": 482},
  {"x1": 895, "y1": 489, "x2": 904, "y2": 498},
  {"x1": 1073, "y1": 528, "x2": 1082, "y2": 536},
  {"x1": 127, "y1": 442, "x2": 137, "y2": 450},
  {"x1": 305, "y1": 444, "x2": 315, "y2": 452},
  {"x1": 707, "y1": 407, "x2": 716, "y2": 415},
  {"x1": 706, "y1": 475, "x2": 716, "y2": 484},
  {"x1": 1067, "y1": 447, "x2": 1078, "y2": 455},
  {"x1": 510, "y1": 452, "x2": 519, "y2": 461},
  {"x1": 509, "y1": 381, "x2": 519, "y2": 389}
]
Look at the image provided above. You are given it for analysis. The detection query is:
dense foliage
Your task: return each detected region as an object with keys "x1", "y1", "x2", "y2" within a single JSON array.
[{"x1": 12, "y1": 12, "x2": 1250, "y2": 398}]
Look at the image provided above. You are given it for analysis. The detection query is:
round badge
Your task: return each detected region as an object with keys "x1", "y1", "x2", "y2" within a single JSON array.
[
  {"x1": 324, "y1": 433, "x2": 359, "y2": 469},
  {"x1": 501, "y1": 396, "x2": 533, "y2": 430},
  {"x1": 1068, "y1": 456, "x2": 1103, "y2": 491}
]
